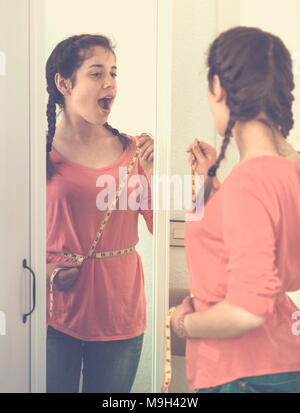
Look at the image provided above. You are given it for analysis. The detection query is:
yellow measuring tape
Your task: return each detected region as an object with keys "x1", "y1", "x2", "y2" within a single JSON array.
[
  {"x1": 49, "y1": 146, "x2": 140, "y2": 319},
  {"x1": 191, "y1": 138, "x2": 205, "y2": 204},
  {"x1": 161, "y1": 307, "x2": 176, "y2": 393}
]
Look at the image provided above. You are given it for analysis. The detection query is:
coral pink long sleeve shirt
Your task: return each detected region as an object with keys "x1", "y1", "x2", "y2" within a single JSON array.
[
  {"x1": 47, "y1": 135, "x2": 152, "y2": 341},
  {"x1": 184, "y1": 156, "x2": 300, "y2": 390}
]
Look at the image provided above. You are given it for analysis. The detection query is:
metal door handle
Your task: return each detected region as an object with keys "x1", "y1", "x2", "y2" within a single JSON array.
[{"x1": 22, "y1": 259, "x2": 36, "y2": 323}]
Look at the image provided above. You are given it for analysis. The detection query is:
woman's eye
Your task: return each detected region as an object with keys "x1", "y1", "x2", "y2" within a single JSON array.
[{"x1": 91, "y1": 73, "x2": 117, "y2": 78}]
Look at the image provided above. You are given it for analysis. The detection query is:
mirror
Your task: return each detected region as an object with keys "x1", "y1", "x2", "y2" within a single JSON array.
[{"x1": 43, "y1": 0, "x2": 156, "y2": 393}]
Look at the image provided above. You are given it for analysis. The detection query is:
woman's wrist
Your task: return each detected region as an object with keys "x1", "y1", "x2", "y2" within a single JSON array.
[{"x1": 176, "y1": 311, "x2": 192, "y2": 338}]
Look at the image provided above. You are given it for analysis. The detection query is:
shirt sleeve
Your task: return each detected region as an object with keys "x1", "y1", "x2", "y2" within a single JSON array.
[
  {"x1": 137, "y1": 158, "x2": 153, "y2": 235},
  {"x1": 221, "y1": 171, "x2": 282, "y2": 316}
]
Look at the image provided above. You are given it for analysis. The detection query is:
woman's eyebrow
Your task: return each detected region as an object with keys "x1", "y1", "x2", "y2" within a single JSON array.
[{"x1": 88, "y1": 64, "x2": 117, "y2": 69}]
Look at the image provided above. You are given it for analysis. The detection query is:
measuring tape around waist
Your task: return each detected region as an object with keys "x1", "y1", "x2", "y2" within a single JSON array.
[
  {"x1": 52, "y1": 246, "x2": 136, "y2": 262},
  {"x1": 49, "y1": 246, "x2": 136, "y2": 320}
]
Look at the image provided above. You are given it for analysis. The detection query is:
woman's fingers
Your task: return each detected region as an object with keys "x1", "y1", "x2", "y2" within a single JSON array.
[
  {"x1": 193, "y1": 142, "x2": 207, "y2": 161},
  {"x1": 137, "y1": 133, "x2": 153, "y2": 147},
  {"x1": 137, "y1": 134, "x2": 153, "y2": 155},
  {"x1": 186, "y1": 139, "x2": 200, "y2": 153},
  {"x1": 197, "y1": 141, "x2": 217, "y2": 161},
  {"x1": 181, "y1": 296, "x2": 193, "y2": 309},
  {"x1": 186, "y1": 139, "x2": 214, "y2": 153},
  {"x1": 148, "y1": 152, "x2": 154, "y2": 162},
  {"x1": 55, "y1": 267, "x2": 80, "y2": 291},
  {"x1": 187, "y1": 139, "x2": 217, "y2": 169},
  {"x1": 139, "y1": 142, "x2": 154, "y2": 159},
  {"x1": 47, "y1": 262, "x2": 80, "y2": 277},
  {"x1": 136, "y1": 133, "x2": 154, "y2": 163},
  {"x1": 47, "y1": 262, "x2": 81, "y2": 291},
  {"x1": 188, "y1": 142, "x2": 206, "y2": 167}
]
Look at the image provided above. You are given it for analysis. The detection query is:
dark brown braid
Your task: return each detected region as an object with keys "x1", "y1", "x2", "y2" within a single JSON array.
[
  {"x1": 103, "y1": 122, "x2": 130, "y2": 151},
  {"x1": 46, "y1": 93, "x2": 58, "y2": 178},
  {"x1": 46, "y1": 34, "x2": 131, "y2": 180},
  {"x1": 204, "y1": 117, "x2": 236, "y2": 202},
  {"x1": 204, "y1": 26, "x2": 295, "y2": 200}
]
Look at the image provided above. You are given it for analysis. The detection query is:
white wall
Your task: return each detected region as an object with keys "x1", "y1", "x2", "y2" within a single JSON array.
[
  {"x1": 44, "y1": 0, "x2": 156, "y2": 393},
  {"x1": 240, "y1": 0, "x2": 300, "y2": 150},
  {"x1": 216, "y1": 0, "x2": 300, "y2": 179},
  {"x1": 171, "y1": 0, "x2": 217, "y2": 222}
]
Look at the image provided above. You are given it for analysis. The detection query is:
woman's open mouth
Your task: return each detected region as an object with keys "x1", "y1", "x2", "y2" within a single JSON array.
[{"x1": 98, "y1": 97, "x2": 113, "y2": 113}]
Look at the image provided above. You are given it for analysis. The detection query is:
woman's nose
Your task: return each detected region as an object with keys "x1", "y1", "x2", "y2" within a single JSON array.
[{"x1": 103, "y1": 73, "x2": 114, "y2": 88}]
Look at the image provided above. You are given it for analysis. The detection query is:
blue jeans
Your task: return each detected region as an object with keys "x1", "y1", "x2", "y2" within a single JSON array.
[
  {"x1": 46, "y1": 326, "x2": 144, "y2": 393},
  {"x1": 197, "y1": 371, "x2": 300, "y2": 393}
]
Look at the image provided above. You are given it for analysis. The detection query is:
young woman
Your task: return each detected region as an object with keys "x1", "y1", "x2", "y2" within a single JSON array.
[
  {"x1": 46, "y1": 34, "x2": 153, "y2": 393},
  {"x1": 171, "y1": 26, "x2": 300, "y2": 393}
]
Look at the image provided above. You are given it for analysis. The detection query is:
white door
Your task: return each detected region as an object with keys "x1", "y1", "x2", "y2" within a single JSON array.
[{"x1": 0, "y1": 0, "x2": 31, "y2": 392}]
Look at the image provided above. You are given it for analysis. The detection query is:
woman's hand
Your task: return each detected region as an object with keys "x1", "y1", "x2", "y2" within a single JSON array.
[
  {"x1": 187, "y1": 139, "x2": 221, "y2": 198},
  {"x1": 186, "y1": 139, "x2": 217, "y2": 177},
  {"x1": 137, "y1": 133, "x2": 154, "y2": 180},
  {"x1": 171, "y1": 296, "x2": 194, "y2": 338},
  {"x1": 47, "y1": 262, "x2": 81, "y2": 291}
]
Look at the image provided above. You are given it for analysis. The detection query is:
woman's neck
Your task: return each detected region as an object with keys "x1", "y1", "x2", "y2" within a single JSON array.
[
  {"x1": 232, "y1": 119, "x2": 294, "y2": 163},
  {"x1": 54, "y1": 113, "x2": 111, "y2": 146}
]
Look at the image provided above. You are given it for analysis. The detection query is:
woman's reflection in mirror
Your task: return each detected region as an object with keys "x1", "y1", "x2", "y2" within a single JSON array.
[{"x1": 46, "y1": 34, "x2": 153, "y2": 393}]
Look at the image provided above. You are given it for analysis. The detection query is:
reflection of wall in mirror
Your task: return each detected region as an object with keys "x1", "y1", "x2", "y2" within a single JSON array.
[{"x1": 293, "y1": 51, "x2": 300, "y2": 76}]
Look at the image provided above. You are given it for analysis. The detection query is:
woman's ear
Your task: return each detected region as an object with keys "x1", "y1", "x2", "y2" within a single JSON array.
[
  {"x1": 54, "y1": 73, "x2": 72, "y2": 97},
  {"x1": 212, "y1": 74, "x2": 226, "y2": 103}
]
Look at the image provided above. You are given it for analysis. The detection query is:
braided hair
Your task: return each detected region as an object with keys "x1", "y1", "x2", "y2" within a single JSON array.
[
  {"x1": 204, "y1": 26, "x2": 295, "y2": 201},
  {"x1": 46, "y1": 34, "x2": 131, "y2": 180}
]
